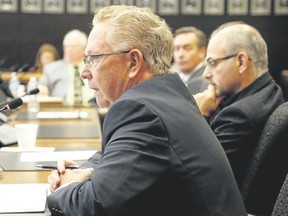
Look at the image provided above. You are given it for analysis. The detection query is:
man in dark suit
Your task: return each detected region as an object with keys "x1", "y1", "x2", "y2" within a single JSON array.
[
  {"x1": 172, "y1": 26, "x2": 209, "y2": 94},
  {"x1": 46, "y1": 6, "x2": 247, "y2": 216},
  {"x1": 194, "y1": 21, "x2": 284, "y2": 186}
]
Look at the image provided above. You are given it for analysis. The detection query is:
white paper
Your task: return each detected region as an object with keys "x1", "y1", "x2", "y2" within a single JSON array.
[
  {"x1": 0, "y1": 147, "x2": 55, "y2": 152},
  {"x1": 22, "y1": 96, "x2": 63, "y2": 103},
  {"x1": 0, "y1": 184, "x2": 48, "y2": 213},
  {"x1": 36, "y1": 111, "x2": 88, "y2": 119},
  {"x1": 20, "y1": 150, "x2": 97, "y2": 162}
]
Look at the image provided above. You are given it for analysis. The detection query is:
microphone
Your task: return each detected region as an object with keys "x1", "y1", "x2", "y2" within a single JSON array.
[
  {"x1": 0, "y1": 57, "x2": 8, "y2": 68},
  {"x1": 0, "y1": 88, "x2": 39, "y2": 108},
  {"x1": 17, "y1": 63, "x2": 30, "y2": 73},
  {"x1": 28, "y1": 65, "x2": 39, "y2": 72},
  {"x1": 8, "y1": 64, "x2": 20, "y2": 72},
  {"x1": 21, "y1": 88, "x2": 39, "y2": 97},
  {"x1": 0, "y1": 97, "x2": 23, "y2": 112}
]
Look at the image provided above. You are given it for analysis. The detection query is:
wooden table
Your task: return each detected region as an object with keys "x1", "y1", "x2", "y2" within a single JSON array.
[
  {"x1": 1, "y1": 71, "x2": 42, "y2": 85},
  {"x1": 0, "y1": 104, "x2": 102, "y2": 185}
]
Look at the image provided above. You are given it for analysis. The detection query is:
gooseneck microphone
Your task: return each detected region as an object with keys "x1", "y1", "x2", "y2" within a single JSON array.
[
  {"x1": 17, "y1": 63, "x2": 30, "y2": 73},
  {"x1": 0, "y1": 98, "x2": 23, "y2": 112},
  {"x1": 21, "y1": 88, "x2": 40, "y2": 97},
  {"x1": 0, "y1": 88, "x2": 40, "y2": 108}
]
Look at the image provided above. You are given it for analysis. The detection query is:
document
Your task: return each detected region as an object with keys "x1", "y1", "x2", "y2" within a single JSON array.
[
  {"x1": 37, "y1": 111, "x2": 88, "y2": 119},
  {"x1": 0, "y1": 184, "x2": 48, "y2": 213},
  {"x1": 20, "y1": 150, "x2": 97, "y2": 162},
  {"x1": 0, "y1": 147, "x2": 55, "y2": 152}
]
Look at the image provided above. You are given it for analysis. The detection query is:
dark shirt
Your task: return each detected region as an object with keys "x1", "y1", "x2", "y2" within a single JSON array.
[{"x1": 208, "y1": 72, "x2": 284, "y2": 185}]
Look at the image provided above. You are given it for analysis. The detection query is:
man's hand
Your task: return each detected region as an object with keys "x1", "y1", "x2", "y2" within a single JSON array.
[
  {"x1": 193, "y1": 84, "x2": 224, "y2": 117},
  {"x1": 47, "y1": 159, "x2": 93, "y2": 192}
]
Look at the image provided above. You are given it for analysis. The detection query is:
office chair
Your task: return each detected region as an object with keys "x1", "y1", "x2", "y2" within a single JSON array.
[
  {"x1": 240, "y1": 101, "x2": 288, "y2": 216},
  {"x1": 272, "y1": 172, "x2": 288, "y2": 216},
  {"x1": 279, "y1": 69, "x2": 288, "y2": 101}
]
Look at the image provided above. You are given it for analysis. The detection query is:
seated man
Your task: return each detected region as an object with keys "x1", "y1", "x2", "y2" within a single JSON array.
[
  {"x1": 172, "y1": 26, "x2": 209, "y2": 94},
  {"x1": 38, "y1": 29, "x2": 94, "y2": 106},
  {"x1": 46, "y1": 5, "x2": 247, "y2": 216},
  {"x1": 194, "y1": 21, "x2": 284, "y2": 185}
]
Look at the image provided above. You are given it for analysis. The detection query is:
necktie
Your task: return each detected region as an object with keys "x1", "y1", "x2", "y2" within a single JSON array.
[{"x1": 73, "y1": 66, "x2": 83, "y2": 105}]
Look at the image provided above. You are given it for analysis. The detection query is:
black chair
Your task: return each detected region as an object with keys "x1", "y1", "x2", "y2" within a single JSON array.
[
  {"x1": 240, "y1": 102, "x2": 288, "y2": 216},
  {"x1": 279, "y1": 70, "x2": 288, "y2": 101},
  {"x1": 272, "y1": 172, "x2": 288, "y2": 216}
]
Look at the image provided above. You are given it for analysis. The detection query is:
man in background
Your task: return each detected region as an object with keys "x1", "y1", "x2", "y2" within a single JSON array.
[
  {"x1": 38, "y1": 29, "x2": 94, "y2": 106},
  {"x1": 194, "y1": 21, "x2": 284, "y2": 186},
  {"x1": 172, "y1": 26, "x2": 209, "y2": 94}
]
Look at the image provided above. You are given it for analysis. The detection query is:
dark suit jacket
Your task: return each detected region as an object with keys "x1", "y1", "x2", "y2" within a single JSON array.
[
  {"x1": 48, "y1": 73, "x2": 247, "y2": 216},
  {"x1": 185, "y1": 65, "x2": 209, "y2": 95},
  {"x1": 208, "y1": 72, "x2": 284, "y2": 185}
]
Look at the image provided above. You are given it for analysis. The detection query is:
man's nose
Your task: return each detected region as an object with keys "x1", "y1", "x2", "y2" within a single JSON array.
[
  {"x1": 203, "y1": 67, "x2": 211, "y2": 80},
  {"x1": 81, "y1": 67, "x2": 92, "y2": 79}
]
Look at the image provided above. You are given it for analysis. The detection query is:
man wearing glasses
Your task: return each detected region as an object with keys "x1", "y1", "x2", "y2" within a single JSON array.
[
  {"x1": 46, "y1": 6, "x2": 247, "y2": 216},
  {"x1": 194, "y1": 21, "x2": 284, "y2": 187}
]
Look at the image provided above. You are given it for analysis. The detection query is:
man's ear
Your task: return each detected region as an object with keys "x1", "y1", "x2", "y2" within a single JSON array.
[
  {"x1": 237, "y1": 52, "x2": 249, "y2": 73},
  {"x1": 128, "y1": 49, "x2": 144, "y2": 78},
  {"x1": 199, "y1": 47, "x2": 206, "y2": 59}
]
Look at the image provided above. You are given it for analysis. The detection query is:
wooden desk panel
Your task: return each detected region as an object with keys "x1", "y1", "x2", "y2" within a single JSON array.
[
  {"x1": 1, "y1": 104, "x2": 102, "y2": 185},
  {"x1": 1, "y1": 71, "x2": 42, "y2": 85},
  {"x1": 0, "y1": 171, "x2": 50, "y2": 184}
]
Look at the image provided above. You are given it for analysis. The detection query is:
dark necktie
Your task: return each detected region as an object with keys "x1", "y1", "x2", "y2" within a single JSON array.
[{"x1": 74, "y1": 66, "x2": 83, "y2": 105}]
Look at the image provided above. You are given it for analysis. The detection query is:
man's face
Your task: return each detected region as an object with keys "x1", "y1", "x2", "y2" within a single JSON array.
[
  {"x1": 63, "y1": 38, "x2": 85, "y2": 65},
  {"x1": 173, "y1": 32, "x2": 205, "y2": 73},
  {"x1": 202, "y1": 33, "x2": 240, "y2": 97},
  {"x1": 81, "y1": 23, "x2": 131, "y2": 108}
]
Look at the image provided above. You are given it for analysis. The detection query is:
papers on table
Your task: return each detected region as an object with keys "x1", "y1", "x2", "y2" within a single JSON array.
[
  {"x1": 37, "y1": 111, "x2": 89, "y2": 119},
  {"x1": 0, "y1": 147, "x2": 55, "y2": 152},
  {"x1": 22, "y1": 96, "x2": 63, "y2": 103},
  {"x1": 20, "y1": 150, "x2": 97, "y2": 162},
  {"x1": 0, "y1": 184, "x2": 48, "y2": 213},
  {"x1": 0, "y1": 124, "x2": 17, "y2": 146}
]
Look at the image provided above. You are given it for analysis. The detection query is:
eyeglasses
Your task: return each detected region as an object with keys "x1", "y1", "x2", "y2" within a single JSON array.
[
  {"x1": 205, "y1": 54, "x2": 238, "y2": 69},
  {"x1": 84, "y1": 50, "x2": 130, "y2": 67}
]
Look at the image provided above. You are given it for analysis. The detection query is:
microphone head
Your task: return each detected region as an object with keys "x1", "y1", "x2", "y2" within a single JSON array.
[
  {"x1": 28, "y1": 88, "x2": 40, "y2": 95},
  {"x1": 7, "y1": 98, "x2": 23, "y2": 110}
]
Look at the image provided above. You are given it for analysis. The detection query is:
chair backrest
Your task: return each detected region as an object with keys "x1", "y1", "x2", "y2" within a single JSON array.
[
  {"x1": 279, "y1": 69, "x2": 288, "y2": 101},
  {"x1": 272, "y1": 172, "x2": 288, "y2": 216},
  {"x1": 240, "y1": 101, "x2": 288, "y2": 215}
]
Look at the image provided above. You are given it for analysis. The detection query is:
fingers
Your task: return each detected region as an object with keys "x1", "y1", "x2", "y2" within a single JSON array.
[
  {"x1": 57, "y1": 159, "x2": 78, "y2": 174},
  {"x1": 48, "y1": 170, "x2": 61, "y2": 192},
  {"x1": 193, "y1": 84, "x2": 219, "y2": 116},
  {"x1": 69, "y1": 168, "x2": 94, "y2": 178},
  {"x1": 48, "y1": 167, "x2": 95, "y2": 192},
  {"x1": 206, "y1": 84, "x2": 217, "y2": 100},
  {"x1": 59, "y1": 168, "x2": 95, "y2": 185}
]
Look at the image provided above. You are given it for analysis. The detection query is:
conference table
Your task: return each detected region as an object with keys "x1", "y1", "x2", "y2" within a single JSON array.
[{"x1": 0, "y1": 100, "x2": 102, "y2": 215}]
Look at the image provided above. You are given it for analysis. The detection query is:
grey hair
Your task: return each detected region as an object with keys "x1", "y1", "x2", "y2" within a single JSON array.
[
  {"x1": 174, "y1": 26, "x2": 207, "y2": 48},
  {"x1": 211, "y1": 21, "x2": 268, "y2": 77},
  {"x1": 63, "y1": 29, "x2": 87, "y2": 47},
  {"x1": 92, "y1": 5, "x2": 174, "y2": 75}
]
